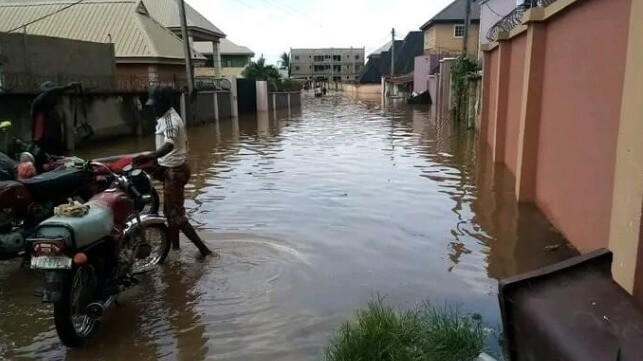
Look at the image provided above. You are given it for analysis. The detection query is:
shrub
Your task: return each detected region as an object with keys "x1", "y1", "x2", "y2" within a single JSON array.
[{"x1": 324, "y1": 298, "x2": 485, "y2": 361}]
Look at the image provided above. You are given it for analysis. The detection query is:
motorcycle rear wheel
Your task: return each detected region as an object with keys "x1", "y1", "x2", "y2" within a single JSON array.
[{"x1": 54, "y1": 265, "x2": 99, "y2": 348}]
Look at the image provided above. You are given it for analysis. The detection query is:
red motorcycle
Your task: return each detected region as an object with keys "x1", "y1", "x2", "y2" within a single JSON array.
[
  {"x1": 0, "y1": 153, "x2": 161, "y2": 262},
  {"x1": 30, "y1": 162, "x2": 170, "y2": 347}
]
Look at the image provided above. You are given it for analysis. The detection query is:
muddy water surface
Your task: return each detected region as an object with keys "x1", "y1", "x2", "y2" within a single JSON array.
[{"x1": 0, "y1": 94, "x2": 575, "y2": 360}]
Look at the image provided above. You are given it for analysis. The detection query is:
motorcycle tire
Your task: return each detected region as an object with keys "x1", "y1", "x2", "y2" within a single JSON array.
[
  {"x1": 132, "y1": 223, "x2": 170, "y2": 275},
  {"x1": 54, "y1": 265, "x2": 99, "y2": 348}
]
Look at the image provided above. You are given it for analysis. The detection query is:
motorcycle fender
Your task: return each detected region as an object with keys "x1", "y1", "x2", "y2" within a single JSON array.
[
  {"x1": 42, "y1": 271, "x2": 64, "y2": 303},
  {"x1": 124, "y1": 215, "x2": 167, "y2": 238}
]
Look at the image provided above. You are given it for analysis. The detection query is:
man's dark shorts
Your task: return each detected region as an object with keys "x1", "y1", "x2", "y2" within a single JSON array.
[{"x1": 162, "y1": 163, "x2": 191, "y2": 229}]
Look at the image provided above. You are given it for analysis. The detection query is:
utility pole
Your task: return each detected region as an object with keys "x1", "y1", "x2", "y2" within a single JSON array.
[
  {"x1": 178, "y1": 0, "x2": 194, "y2": 93},
  {"x1": 390, "y1": 28, "x2": 395, "y2": 77},
  {"x1": 462, "y1": 0, "x2": 472, "y2": 56}
]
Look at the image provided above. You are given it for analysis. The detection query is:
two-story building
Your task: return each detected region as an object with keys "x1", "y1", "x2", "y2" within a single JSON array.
[
  {"x1": 420, "y1": 0, "x2": 481, "y2": 58},
  {"x1": 290, "y1": 48, "x2": 365, "y2": 83},
  {"x1": 194, "y1": 38, "x2": 254, "y2": 78}
]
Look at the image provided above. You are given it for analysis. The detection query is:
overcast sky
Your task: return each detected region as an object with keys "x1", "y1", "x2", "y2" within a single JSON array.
[{"x1": 187, "y1": 0, "x2": 453, "y2": 64}]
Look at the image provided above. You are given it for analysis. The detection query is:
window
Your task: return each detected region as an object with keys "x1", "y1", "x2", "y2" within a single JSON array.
[
  {"x1": 314, "y1": 55, "x2": 324, "y2": 62},
  {"x1": 333, "y1": 65, "x2": 341, "y2": 72},
  {"x1": 324, "y1": 54, "x2": 331, "y2": 59},
  {"x1": 295, "y1": 55, "x2": 300, "y2": 60},
  {"x1": 226, "y1": 60, "x2": 232, "y2": 67},
  {"x1": 333, "y1": 76, "x2": 341, "y2": 82},
  {"x1": 333, "y1": 55, "x2": 341, "y2": 61},
  {"x1": 355, "y1": 64, "x2": 361, "y2": 71},
  {"x1": 355, "y1": 54, "x2": 360, "y2": 60},
  {"x1": 295, "y1": 66, "x2": 300, "y2": 71},
  {"x1": 454, "y1": 24, "x2": 465, "y2": 38}
]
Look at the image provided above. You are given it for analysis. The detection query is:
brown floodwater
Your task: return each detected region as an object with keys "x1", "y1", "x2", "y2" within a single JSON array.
[{"x1": 0, "y1": 94, "x2": 576, "y2": 360}]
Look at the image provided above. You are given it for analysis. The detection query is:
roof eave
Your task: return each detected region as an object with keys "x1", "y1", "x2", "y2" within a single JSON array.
[
  {"x1": 168, "y1": 26, "x2": 225, "y2": 40},
  {"x1": 421, "y1": 18, "x2": 481, "y2": 30}
]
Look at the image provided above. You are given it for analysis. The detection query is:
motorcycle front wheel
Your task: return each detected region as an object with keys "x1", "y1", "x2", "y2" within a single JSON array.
[
  {"x1": 132, "y1": 223, "x2": 170, "y2": 275},
  {"x1": 54, "y1": 265, "x2": 99, "y2": 348}
]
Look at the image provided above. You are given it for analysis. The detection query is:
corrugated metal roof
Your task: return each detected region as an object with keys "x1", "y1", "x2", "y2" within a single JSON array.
[
  {"x1": 193, "y1": 38, "x2": 254, "y2": 56},
  {"x1": 0, "y1": 0, "x2": 204, "y2": 63},
  {"x1": 420, "y1": 0, "x2": 481, "y2": 30},
  {"x1": 143, "y1": 0, "x2": 225, "y2": 38}
]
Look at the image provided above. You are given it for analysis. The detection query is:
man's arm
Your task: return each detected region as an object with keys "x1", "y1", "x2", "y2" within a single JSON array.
[{"x1": 31, "y1": 83, "x2": 80, "y2": 116}]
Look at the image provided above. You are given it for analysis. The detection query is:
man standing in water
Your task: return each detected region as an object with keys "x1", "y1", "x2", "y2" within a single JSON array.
[
  {"x1": 31, "y1": 82, "x2": 79, "y2": 156},
  {"x1": 134, "y1": 86, "x2": 213, "y2": 258}
]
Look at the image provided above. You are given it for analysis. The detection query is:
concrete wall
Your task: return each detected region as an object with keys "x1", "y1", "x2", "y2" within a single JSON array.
[
  {"x1": 504, "y1": 32, "x2": 526, "y2": 175},
  {"x1": 413, "y1": 55, "x2": 441, "y2": 94},
  {"x1": 534, "y1": 0, "x2": 629, "y2": 253},
  {"x1": 116, "y1": 64, "x2": 187, "y2": 91},
  {"x1": 424, "y1": 23, "x2": 480, "y2": 57},
  {"x1": 340, "y1": 83, "x2": 382, "y2": 95},
  {"x1": 480, "y1": 0, "x2": 632, "y2": 258},
  {"x1": 0, "y1": 93, "x2": 147, "y2": 147},
  {"x1": 0, "y1": 32, "x2": 115, "y2": 92}
]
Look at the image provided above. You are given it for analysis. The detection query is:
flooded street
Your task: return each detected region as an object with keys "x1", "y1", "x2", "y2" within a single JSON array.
[{"x1": 0, "y1": 94, "x2": 575, "y2": 360}]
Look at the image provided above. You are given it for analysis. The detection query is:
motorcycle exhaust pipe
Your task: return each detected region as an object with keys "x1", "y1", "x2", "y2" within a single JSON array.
[{"x1": 87, "y1": 295, "x2": 116, "y2": 320}]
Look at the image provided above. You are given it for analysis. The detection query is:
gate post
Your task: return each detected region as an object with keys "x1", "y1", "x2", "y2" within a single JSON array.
[{"x1": 230, "y1": 76, "x2": 238, "y2": 118}]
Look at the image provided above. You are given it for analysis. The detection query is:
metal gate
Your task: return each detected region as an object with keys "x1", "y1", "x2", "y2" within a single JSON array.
[{"x1": 236, "y1": 78, "x2": 257, "y2": 114}]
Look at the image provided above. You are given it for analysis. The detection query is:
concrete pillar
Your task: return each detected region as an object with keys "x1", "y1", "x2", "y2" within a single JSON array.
[
  {"x1": 480, "y1": 51, "x2": 492, "y2": 139},
  {"x1": 229, "y1": 76, "x2": 238, "y2": 118},
  {"x1": 287, "y1": 92, "x2": 292, "y2": 112},
  {"x1": 491, "y1": 40, "x2": 511, "y2": 164},
  {"x1": 272, "y1": 93, "x2": 277, "y2": 110},
  {"x1": 608, "y1": 0, "x2": 643, "y2": 297},
  {"x1": 380, "y1": 77, "x2": 386, "y2": 107},
  {"x1": 212, "y1": 40, "x2": 221, "y2": 76},
  {"x1": 256, "y1": 81, "x2": 269, "y2": 112},
  {"x1": 515, "y1": 22, "x2": 546, "y2": 202},
  {"x1": 213, "y1": 91, "x2": 219, "y2": 121},
  {"x1": 180, "y1": 92, "x2": 187, "y2": 124}
]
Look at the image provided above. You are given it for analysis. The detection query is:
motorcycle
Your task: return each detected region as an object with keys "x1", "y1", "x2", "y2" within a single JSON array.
[
  {"x1": 30, "y1": 162, "x2": 170, "y2": 347},
  {"x1": 0, "y1": 153, "x2": 161, "y2": 262}
]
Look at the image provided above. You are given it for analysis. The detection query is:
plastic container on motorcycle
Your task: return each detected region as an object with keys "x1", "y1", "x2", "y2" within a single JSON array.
[
  {"x1": 0, "y1": 181, "x2": 32, "y2": 217},
  {"x1": 91, "y1": 189, "x2": 134, "y2": 225},
  {"x1": 35, "y1": 201, "x2": 114, "y2": 250}
]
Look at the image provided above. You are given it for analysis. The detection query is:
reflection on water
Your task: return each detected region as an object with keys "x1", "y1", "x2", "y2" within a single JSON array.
[{"x1": 0, "y1": 94, "x2": 576, "y2": 360}]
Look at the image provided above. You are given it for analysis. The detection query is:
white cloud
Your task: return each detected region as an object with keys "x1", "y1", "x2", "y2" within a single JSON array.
[{"x1": 187, "y1": 0, "x2": 452, "y2": 64}]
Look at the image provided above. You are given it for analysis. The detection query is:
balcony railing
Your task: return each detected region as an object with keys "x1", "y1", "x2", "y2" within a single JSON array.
[{"x1": 486, "y1": 0, "x2": 558, "y2": 42}]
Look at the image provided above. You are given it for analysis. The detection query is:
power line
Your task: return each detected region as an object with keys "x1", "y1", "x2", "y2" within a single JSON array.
[
  {"x1": 484, "y1": 3, "x2": 505, "y2": 17},
  {"x1": 7, "y1": 0, "x2": 86, "y2": 33}
]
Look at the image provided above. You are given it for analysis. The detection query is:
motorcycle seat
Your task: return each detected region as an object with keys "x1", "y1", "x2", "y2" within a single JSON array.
[
  {"x1": 36, "y1": 200, "x2": 114, "y2": 249},
  {"x1": 20, "y1": 168, "x2": 93, "y2": 202}
]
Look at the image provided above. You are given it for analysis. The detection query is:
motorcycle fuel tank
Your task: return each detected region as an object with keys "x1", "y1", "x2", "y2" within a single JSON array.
[{"x1": 91, "y1": 189, "x2": 134, "y2": 225}]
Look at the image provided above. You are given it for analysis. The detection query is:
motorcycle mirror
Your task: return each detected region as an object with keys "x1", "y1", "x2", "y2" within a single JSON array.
[
  {"x1": 130, "y1": 169, "x2": 142, "y2": 177},
  {"x1": 122, "y1": 164, "x2": 133, "y2": 173}
]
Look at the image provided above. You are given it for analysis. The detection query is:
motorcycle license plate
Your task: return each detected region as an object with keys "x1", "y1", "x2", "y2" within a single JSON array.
[{"x1": 30, "y1": 256, "x2": 72, "y2": 270}]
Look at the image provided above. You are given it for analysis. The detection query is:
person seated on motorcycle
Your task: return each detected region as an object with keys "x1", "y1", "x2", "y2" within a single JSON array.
[
  {"x1": 133, "y1": 86, "x2": 214, "y2": 258},
  {"x1": 31, "y1": 81, "x2": 80, "y2": 157}
]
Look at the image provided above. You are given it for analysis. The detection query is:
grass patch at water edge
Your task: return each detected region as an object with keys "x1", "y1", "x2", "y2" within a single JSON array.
[{"x1": 324, "y1": 298, "x2": 486, "y2": 361}]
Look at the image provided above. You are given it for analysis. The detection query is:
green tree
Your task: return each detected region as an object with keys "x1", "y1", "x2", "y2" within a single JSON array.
[
  {"x1": 242, "y1": 56, "x2": 282, "y2": 83},
  {"x1": 279, "y1": 52, "x2": 292, "y2": 78}
]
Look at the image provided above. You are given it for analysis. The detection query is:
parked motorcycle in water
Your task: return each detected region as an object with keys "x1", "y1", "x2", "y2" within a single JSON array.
[{"x1": 30, "y1": 162, "x2": 170, "y2": 347}]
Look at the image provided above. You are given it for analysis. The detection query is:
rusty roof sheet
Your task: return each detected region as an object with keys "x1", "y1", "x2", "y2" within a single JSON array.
[{"x1": 0, "y1": 0, "x2": 204, "y2": 63}]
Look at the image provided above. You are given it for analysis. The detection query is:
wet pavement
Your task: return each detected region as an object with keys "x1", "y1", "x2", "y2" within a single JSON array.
[{"x1": 0, "y1": 93, "x2": 576, "y2": 360}]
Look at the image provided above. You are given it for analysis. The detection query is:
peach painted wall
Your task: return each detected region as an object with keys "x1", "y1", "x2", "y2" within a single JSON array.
[
  {"x1": 485, "y1": 49, "x2": 499, "y2": 147},
  {"x1": 535, "y1": 0, "x2": 630, "y2": 252},
  {"x1": 504, "y1": 33, "x2": 526, "y2": 175}
]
